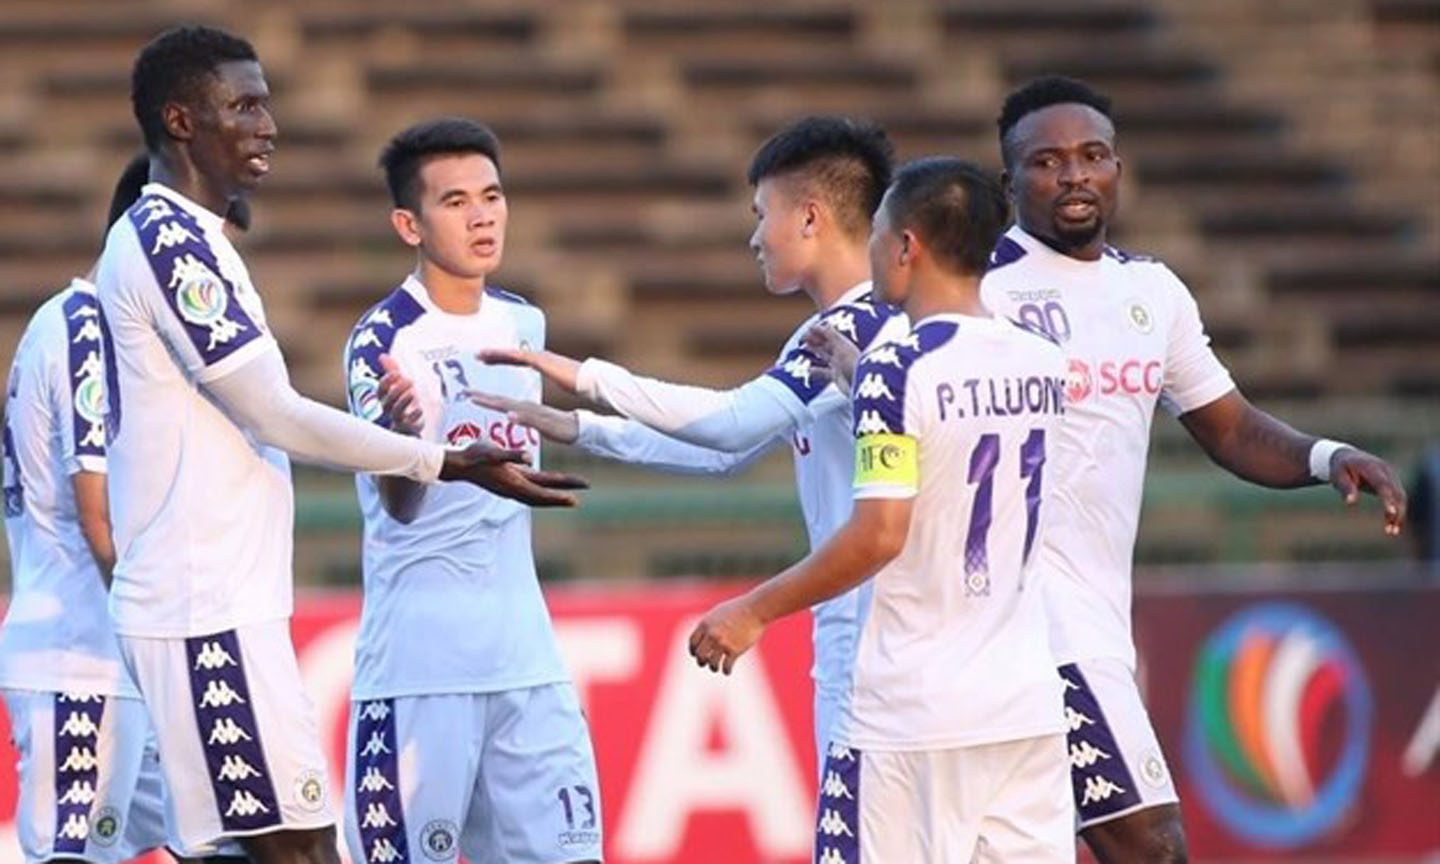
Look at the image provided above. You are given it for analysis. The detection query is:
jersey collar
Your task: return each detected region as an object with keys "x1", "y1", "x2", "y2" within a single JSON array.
[
  {"x1": 1006, "y1": 225, "x2": 1105, "y2": 274},
  {"x1": 140, "y1": 182, "x2": 228, "y2": 238}
]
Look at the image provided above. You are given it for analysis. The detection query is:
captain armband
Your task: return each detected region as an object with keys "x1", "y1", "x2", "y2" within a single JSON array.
[{"x1": 854, "y1": 433, "x2": 918, "y2": 495}]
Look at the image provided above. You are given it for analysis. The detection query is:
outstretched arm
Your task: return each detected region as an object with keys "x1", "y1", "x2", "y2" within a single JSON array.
[
  {"x1": 1179, "y1": 390, "x2": 1406, "y2": 535},
  {"x1": 481, "y1": 349, "x2": 809, "y2": 452},
  {"x1": 687, "y1": 497, "x2": 911, "y2": 674}
]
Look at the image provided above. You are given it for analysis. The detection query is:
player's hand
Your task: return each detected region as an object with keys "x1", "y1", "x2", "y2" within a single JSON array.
[
  {"x1": 803, "y1": 324, "x2": 858, "y2": 395},
  {"x1": 1330, "y1": 447, "x2": 1407, "y2": 537},
  {"x1": 465, "y1": 391, "x2": 579, "y2": 445},
  {"x1": 439, "y1": 442, "x2": 589, "y2": 507},
  {"x1": 377, "y1": 354, "x2": 423, "y2": 436},
  {"x1": 478, "y1": 348, "x2": 583, "y2": 393},
  {"x1": 688, "y1": 596, "x2": 765, "y2": 675}
]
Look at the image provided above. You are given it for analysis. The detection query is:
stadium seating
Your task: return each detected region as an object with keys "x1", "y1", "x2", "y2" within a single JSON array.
[{"x1": 0, "y1": 0, "x2": 1434, "y2": 579}]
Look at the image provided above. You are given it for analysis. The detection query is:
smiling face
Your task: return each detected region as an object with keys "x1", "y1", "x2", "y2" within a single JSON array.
[
  {"x1": 748, "y1": 177, "x2": 815, "y2": 296},
  {"x1": 184, "y1": 59, "x2": 276, "y2": 201},
  {"x1": 392, "y1": 153, "x2": 507, "y2": 279},
  {"x1": 1005, "y1": 103, "x2": 1121, "y2": 260}
]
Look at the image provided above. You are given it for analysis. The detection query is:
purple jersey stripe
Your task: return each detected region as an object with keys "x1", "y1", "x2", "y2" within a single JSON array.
[
  {"x1": 353, "y1": 699, "x2": 410, "y2": 863},
  {"x1": 62, "y1": 289, "x2": 107, "y2": 461},
  {"x1": 814, "y1": 742, "x2": 860, "y2": 864},
  {"x1": 765, "y1": 346, "x2": 830, "y2": 406},
  {"x1": 345, "y1": 289, "x2": 426, "y2": 427},
  {"x1": 185, "y1": 630, "x2": 282, "y2": 832},
  {"x1": 1060, "y1": 663, "x2": 1144, "y2": 824},
  {"x1": 127, "y1": 194, "x2": 263, "y2": 369},
  {"x1": 52, "y1": 693, "x2": 105, "y2": 854}
]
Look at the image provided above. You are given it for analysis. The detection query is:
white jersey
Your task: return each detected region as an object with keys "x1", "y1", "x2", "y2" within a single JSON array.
[
  {"x1": 981, "y1": 226, "x2": 1235, "y2": 669},
  {"x1": 344, "y1": 275, "x2": 568, "y2": 700},
  {"x1": 95, "y1": 183, "x2": 294, "y2": 637},
  {"x1": 0, "y1": 279, "x2": 138, "y2": 696},
  {"x1": 835, "y1": 314, "x2": 1067, "y2": 751},
  {"x1": 753, "y1": 283, "x2": 909, "y2": 695}
]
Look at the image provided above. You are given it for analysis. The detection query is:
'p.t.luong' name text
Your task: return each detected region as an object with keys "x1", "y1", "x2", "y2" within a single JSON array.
[{"x1": 936, "y1": 376, "x2": 1065, "y2": 420}]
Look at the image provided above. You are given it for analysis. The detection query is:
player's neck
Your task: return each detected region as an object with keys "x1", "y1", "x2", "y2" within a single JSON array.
[
  {"x1": 904, "y1": 273, "x2": 988, "y2": 322},
  {"x1": 150, "y1": 153, "x2": 230, "y2": 218},
  {"x1": 1022, "y1": 221, "x2": 1106, "y2": 262},
  {"x1": 414, "y1": 260, "x2": 486, "y2": 315},
  {"x1": 804, "y1": 243, "x2": 870, "y2": 310}
]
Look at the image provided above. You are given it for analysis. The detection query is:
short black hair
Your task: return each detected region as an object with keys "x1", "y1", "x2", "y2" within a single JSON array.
[
  {"x1": 131, "y1": 25, "x2": 258, "y2": 152},
  {"x1": 881, "y1": 157, "x2": 1007, "y2": 277},
  {"x1": 379, "y1": 117, "x2": 502, "y2": 211},
  {"x1": 747, "y1": 116, "x2": 894, "y2": 240},
  {"x1": 105, "y1": 154, "x2": 150, "y2": 241},
  {"x1": 997, "y1": 76, "x2": 1113, "y2": 168}
]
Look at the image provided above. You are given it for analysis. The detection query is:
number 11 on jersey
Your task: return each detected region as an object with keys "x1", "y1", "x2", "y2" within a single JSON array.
[{"x1": 963, "y1": 429, "x2": 1046, "y2": 584}]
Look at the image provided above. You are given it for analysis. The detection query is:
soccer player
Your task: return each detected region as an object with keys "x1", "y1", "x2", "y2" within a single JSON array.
[
  {"x1": 474, "y1": 116, "x2": 908, "y2": 766},
  {"x1": 690, "y1": 157, "x2": 1073, "y2": 862},
  {"x1": 95, "y1": 26, "x2": 585, "y2": 862},
  {"x1": 338, "y1": 118, "x2": 603, "y2": 864}
]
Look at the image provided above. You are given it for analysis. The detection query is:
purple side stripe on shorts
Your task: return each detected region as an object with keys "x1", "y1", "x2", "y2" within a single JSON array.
[
  {"x1": 185, "y1": 630, "x2": 282, "y2": 832},
  {"x1": 52, "y1": 693, "x2": 105, "y2": 854},
  {"x1": 814, "y1": 741, "x2": 860, "y2": 864},
  {"x1": 1059, "y1": 663, "x2": 1143, "y2": 824},
  {"x1": 353, "y1": 699, "x2": 410, "y2": 863}
]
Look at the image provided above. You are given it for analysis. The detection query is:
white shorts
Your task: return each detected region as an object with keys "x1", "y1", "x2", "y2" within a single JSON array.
[
  {"x1": 3, "y1": 689, "x2": 169, "y2": 863},
  {"x1": 118, "y1": 618, "x2": 336, "y2": 856},
  {"x1": 1059, "y1": 658, "x2": 1180, "y2": 830},
  {"x1": 816, "y1": 735, "x2": 1073, "y2": 864},
  {"x1": 344, "y1": 683, "x2": 603, "y2": 864}
]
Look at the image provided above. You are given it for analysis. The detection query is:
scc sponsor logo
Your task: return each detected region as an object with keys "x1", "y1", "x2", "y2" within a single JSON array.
[
  {"x1": 1066, "y1": 357, "x2": 1161, "y2": 403},
  {"x1": 446, "y1": 419, "x2": 541, "y2": 451}
]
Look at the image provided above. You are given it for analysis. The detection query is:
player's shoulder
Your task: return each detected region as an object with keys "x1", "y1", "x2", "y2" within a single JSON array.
[
  {"x1": 857, "y1": 318, "x2": 960, "y2": 385},
  {"x1": 818, "y1": 292, "x2": 904, "y2": 350},
  {"x1": 486, "y1": 284, "x2": 545, "y2": 331},
  {"x1": 28, "y1": 280, "x2": 98, "y2": 352},
  {"x1": 349, "y1": 284, "x2": 427, "y2": 352}
]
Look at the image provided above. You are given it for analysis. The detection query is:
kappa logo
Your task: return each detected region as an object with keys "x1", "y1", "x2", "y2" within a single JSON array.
[
  {"x1": 369, "y1": 838, "x2": 403, "y2": 863},
  {"x1": 74, "y1": 351, "x2": 104, "y2": 380},
  {"x1": 198, "y1": 679, "x2": 246, "y2": 708},
  {"x1": 57, "y1": 812, "x2": 89, "y2": 840},
  {"x1": 357, "y1": 766, "x2": 395, "y2": 794},
  {"x1": 136, "y1": 198, "x2": 175, "y2": 227},
  {"x1": 71, "y1": 319, "x2": 103, "y2": 344},
  {"x1": 208, "y1": 717, "x2": 254, "y2": 746},
  {"x1": 1061, "y1": 675, "x2": 1082, "y2": 692},
  {"x1": 360, "y1": 701, "x2": 392, "y2": 722},
  {"x1": 218, "y1": 754, "x2": 262, "y2": 783},
  {"x1": 854, "y1": 373, "x2": 895, "y2": 401},
  {"x1": 855, "y1": 410, "x2": 890, "y2": 436},
  {"x1": 897, "y1": 332, "x2": 922, "y2": 352},
  {"x1": 193, "y1": 641, "x2": 238, "y2": 671},
  {"x1": 69, "y1": 304, "x2": 99, "y2": 320},
  {"x1": 352, "y1": 328, "x2": 383, "y2": 350},
  {"x1": 1081, "y1": 775, "x2": 1127, "y2": 807},
  {"x1": 152, "y1": 221, "x2": 199, "y2": 255},
  {"x1": 1070, "y1": 741, "x2": 1113, "y2": 768},
  {"x1": 168, "y1": 255, "x2": 242, "y2": 349},
  {"x1": 57, "y1": 779, "x2": 97, "y2": 806},
  {"x1": 817, "y1": 848, "x2": 849, "y2": 864},
  {"x1": 58, "y1": 711, "x2": 100, "y2": 738},
  {"x1": 57, "y1": 693, "x2": 101, "y2": 704},
  {"x1": 817, "y1": 808, "x2": 854, "y2": 838},
  {"x1": 826, "y1": 310, "x2": 859, "y2": 342},
  {"x1": 361, "y1": 802, "x2": 397, "y2": 830},
  {"x1": 360, "y1": 730, "x2": 391, "y2": 758},
  {"x1": 1065, "y1": 706, "x2": 1096, "y2": 732},
  {"x1": 821, "y1": 770, "x2": 854, "y2": 800},
  {"x1": 224, "y1": 789, "x2": 271, "y2": 818},
  {"x1": 59, "y1": 746, "x2": 98, "y2": 772},
  {"x1": 366, "y1": 308, "x2": 395, "y2": 329},
  {"x1": 865, "y1": 345, "x2": 903, "y2": 368},
  {"x1": 782, "y1": 354, "x2": 814, "y2": 387},
  {"x1": 826, "y1": 743, "x2": 855, "y2": 762}
]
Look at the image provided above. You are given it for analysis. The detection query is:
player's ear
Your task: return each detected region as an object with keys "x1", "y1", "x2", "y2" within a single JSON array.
[
  {"x1": 801, "y1": 200, "x2": 822, "y2": 238},
  {"x1": 390, "y1": 208, "x2": 422, "y2": 247},
  {"x1": 898, "y1": 229, "x2": 918, "y2": 267},
  {"x1": 161, "y1": 101, "x2": 193, "y2": 143}
]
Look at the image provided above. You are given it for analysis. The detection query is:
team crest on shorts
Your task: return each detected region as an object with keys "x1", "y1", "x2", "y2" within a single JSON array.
[
  {"x1": 295, "y1": 770, "x2": 326, "y2": 812},
  {"x1": 1125, "y1": 299, "x2": 1153, "y2": 334},
  {"x1": 90, "y1": 807, "x2": 121, "y2": 846},
  {"x1": 421, "y1": 819, "x2": 459, "y2": 861},
  {"x1": 1140, "y1": 751, "x2": 1168, "y2": 788}
]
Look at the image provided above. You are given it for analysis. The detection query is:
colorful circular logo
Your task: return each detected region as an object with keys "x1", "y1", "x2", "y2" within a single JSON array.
[
  {"x1": 73, "y1": 374, "x2": 106, "y2": 423},
  {"x1": 349, "y1": 375, "x2": 382, "y2": 422},
  {"x1": 1185, "y1": 602, "x2": 1371, "y2": 848},
  {"x1": 1066, "y1": 357, "x2": 1093, "y2": 404},
  {"x1": 177, "y1": 273, "x2": 229, "y2": 325}
]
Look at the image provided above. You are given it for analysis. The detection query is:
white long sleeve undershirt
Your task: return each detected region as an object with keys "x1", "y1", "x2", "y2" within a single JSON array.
[
  {"x1": 206, "y1": 346, "x2": 445, "y2": 483},
  {"x1": 574, "y1": 410, "x2": 777, "y2": 476},
  {"x1": 575, "y1": 358, "x2": 809, "y2": 452}
]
